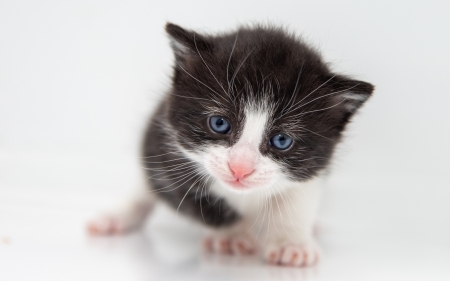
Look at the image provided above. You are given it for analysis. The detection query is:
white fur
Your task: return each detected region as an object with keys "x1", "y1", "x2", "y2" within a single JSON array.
[
  {"x1": 239, "y1": 106, "x2": 269, "y2": 145},
  {"x1": 169, "y1": 38, "x2": 189, "y2": 56},
  {"x1": 341, "y1": 92, "x2": 367, "y2": 101},
  {"x1": 341, "y1": 92, "x2": 368, "y2": 112},
  {"x1": 262, "y1": 176, "x2": 323, "y2": 266}
]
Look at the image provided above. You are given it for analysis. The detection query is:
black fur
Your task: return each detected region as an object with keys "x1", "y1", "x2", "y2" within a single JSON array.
[{"x1": 142, "y1": 23, "x2": 373, "y2": 227}]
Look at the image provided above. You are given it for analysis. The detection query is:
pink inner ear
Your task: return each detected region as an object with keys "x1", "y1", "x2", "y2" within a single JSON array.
[{"x1": 228, "y1": 143, "x2": 259, "y2": 180}]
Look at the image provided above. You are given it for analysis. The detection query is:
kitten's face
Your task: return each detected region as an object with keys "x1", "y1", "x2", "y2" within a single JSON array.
[{"x1": 165, "y1": 23, "x2": 373, "y2": 193}]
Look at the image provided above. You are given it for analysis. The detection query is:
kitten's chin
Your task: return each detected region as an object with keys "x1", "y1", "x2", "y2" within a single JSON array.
[{"x1": 220, "y1": 178, "x2": 272, "y2": 193}]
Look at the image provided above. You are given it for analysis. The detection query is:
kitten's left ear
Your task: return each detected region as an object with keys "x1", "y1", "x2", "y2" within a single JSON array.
[
  {"x1": 327, "y1": 75, "x2": 374, "y2": 124},
  {"x1": 325, "y1": 75, "x2": 374, "y2": 131},
  {"x1": 165, "y1": 23, "x2": 213, "y2": 59}
]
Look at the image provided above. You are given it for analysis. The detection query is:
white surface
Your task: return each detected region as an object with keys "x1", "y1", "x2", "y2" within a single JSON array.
[
  {"x1": 1, "y1": 152, "x2": 449, "y2": 281},
  {"x1": 1, "y1": 0, "x2": 450, "y2": 280}
]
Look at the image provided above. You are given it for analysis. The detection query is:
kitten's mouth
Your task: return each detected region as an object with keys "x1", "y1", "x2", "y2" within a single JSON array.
[{"x1": 225, "y1": 179, "x2": 248, "y2": 189}]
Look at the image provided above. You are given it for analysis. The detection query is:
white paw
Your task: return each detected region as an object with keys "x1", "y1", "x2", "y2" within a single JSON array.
[
  {"x1": 263, "y1": 241, "x2": 321, "y2": 267},
  {"x1": 203, "y1": 235, "x2": 257, "y2": 255},
  {"x1": 87, "y1": 213, "x2": 139, "y2": 236}
]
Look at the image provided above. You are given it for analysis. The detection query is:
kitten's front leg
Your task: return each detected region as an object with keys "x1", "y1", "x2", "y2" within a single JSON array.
[
  {"x1": 263, "y1": 179, "x2": 322, "y2": 267},
  {"x1": 87, "y1": 192, "x2": 155, "y2": 235}
]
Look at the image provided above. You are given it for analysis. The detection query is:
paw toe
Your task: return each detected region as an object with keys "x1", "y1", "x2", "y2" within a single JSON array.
[
  {"x1": 230, "y1": 238, "x2": 255, "y2": 254},
  {"x1": 264, "y1": 242, "x2": 321, "y2": 267},
  {"x1": 264, "y1": 244, "x2": 283, "y2": 264},
  {"x1": 87, "y1": 216, "x2": 127, "y2": 236},
  {"x1": 204, "y1": 236, "x2": 256, "y2": 255}
]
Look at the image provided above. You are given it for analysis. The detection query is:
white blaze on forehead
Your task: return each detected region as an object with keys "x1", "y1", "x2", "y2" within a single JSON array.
[
  {"x1": 228, "y1": 106, "x2": 270, "y2": 169},
  {"x1": 237, "y1": 106, "x2": 270, "y2": 147}
]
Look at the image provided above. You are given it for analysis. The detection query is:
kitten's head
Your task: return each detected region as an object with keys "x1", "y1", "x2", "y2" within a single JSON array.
[{"x1": 164, "y1": 23, "x2": 373, "y2": 192}]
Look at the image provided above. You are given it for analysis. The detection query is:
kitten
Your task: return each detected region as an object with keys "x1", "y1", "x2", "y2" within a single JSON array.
[{"x1": 88, "y1": 23, "x2": 374, "y2": 267}]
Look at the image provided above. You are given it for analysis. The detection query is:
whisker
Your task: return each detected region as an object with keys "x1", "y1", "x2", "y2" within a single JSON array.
[
  {"x1": 297, "y1": 98, "x2": 347, "y2": 116},
  {"x1": 280, "y1": 61, "x2": 304, "y2": 116},
  {"x1": 298, "y1": 127, "x2": 334, "y2": 141},
  {"x1": 140, "y1": 151, "x2": 182, "y2": 158},
  {"x1": 177, "y1": 172, "x2": 206, "y2": 213},
  {"x1": 227, "y1": 33, "x2": 239, "y2": 92},
  {"x1": 193, "y1": 34, "x2": 228, "y2": 96},
  {"x1": 255, "y1": 188, "x2": 269, "y2": 241},
  {"x1": 149, "y1": 167, "x2": 199, "y2": 181},
  {"x1": 141, "y1": 162, "x2": 193, "y2": 171},
  {"x1": 273, "y1": 187, "x2": 297, "y2": 242},
  {"x1": 295, "y1": 85, "x2": 358, "y2": 111},
  {"x1": 230, "y1": 47, "x2": 255, "y2": 102},
  {"x1": 141, "y1": 157, "x2": 191, "y2": 164},
  {"x1": 150, "y1": 169, "x2": 200, "y2": 193},
  {"x1": 282, "y1": 75, "x2": 336, "y2": 117},
  {"x1": 246, "y1": 188, "x2": 265, "y2": 235},
  {"x1": 174, "y1": 61, "x2": 224, "y2": 105}
]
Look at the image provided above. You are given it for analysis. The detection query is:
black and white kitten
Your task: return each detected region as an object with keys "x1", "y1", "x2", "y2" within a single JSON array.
[{"x1": 88, "y1": 23, "x2": 374, "y2": 267}]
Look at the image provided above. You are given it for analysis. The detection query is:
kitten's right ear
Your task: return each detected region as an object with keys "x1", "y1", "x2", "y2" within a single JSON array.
[{"x1": 165, "y1": 23, "x2": 212, "y2": 59}]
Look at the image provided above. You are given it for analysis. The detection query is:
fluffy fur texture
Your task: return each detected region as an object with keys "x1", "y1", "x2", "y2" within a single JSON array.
[{"x1": 88, "y1": 23, "x2": 374, "y2": 267}]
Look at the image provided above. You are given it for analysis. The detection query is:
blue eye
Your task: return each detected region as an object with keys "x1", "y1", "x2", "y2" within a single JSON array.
[
  {"x1": 269, "y1": 133, "x2": 293, "y2": 150},
  {"x1": 209, "y1": 116, "x2": 231, "y2": 134}
]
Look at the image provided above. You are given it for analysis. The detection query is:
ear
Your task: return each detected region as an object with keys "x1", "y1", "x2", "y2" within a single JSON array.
[
  {"x1": 327, "y1": 75, "x2": 374, "y2": 130},
  {"x1": 165, "y1": 23, "x2": 212, "y2": 60},
  {"x1": 329, "y1": 76, "x2": 374, "y2": 113}
]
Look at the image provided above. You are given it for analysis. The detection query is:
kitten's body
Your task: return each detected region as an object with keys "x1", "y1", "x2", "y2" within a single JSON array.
[{"x1": 89, "y1": 23, "x2": 373, "y2": 267}]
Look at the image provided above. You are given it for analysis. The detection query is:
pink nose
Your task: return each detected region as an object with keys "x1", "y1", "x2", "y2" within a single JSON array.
[{"x1": 228, "y1": 163, "x2": 254, "y2": 180}]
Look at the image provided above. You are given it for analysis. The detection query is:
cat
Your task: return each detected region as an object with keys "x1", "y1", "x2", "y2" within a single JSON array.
[{"x1": 88, "y1": 22, "x2": 374, "y2": 267}]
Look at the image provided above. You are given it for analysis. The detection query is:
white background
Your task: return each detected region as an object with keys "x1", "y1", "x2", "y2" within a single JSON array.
[{"x1": 1, "y1": 1, "x2": 449, "y2": 280}]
